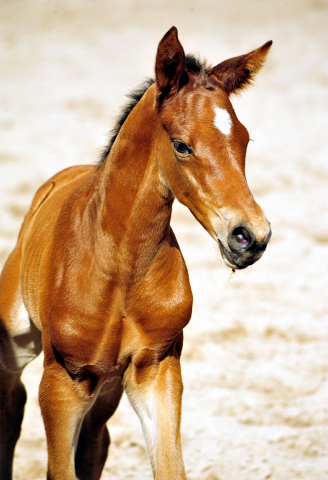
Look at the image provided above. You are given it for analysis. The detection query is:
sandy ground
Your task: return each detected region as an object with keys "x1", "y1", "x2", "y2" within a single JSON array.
[{"x1": 1, "y1": 1, "x2": 328, "y2": 479}]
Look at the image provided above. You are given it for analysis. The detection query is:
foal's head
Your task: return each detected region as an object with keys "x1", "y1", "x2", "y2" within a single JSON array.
[{"x1": 155, "y1": 27, "x2": 272, "y2": 270}]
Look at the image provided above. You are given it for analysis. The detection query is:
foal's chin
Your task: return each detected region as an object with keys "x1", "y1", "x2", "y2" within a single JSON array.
[{"x1": 218, "y1": 240, "x2": 266, "y2": 270}]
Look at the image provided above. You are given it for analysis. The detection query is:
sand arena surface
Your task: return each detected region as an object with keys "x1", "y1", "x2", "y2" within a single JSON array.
[{"x1": 1, "y1": 1, "x2": 328, "y2": 478}]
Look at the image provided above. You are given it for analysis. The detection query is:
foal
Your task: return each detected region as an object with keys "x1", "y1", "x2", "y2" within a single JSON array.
[{"x1": 0, "y1": 27, "x2": 272, "y2": 479}]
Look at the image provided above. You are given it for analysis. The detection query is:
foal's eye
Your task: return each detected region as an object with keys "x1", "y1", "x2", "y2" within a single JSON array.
[{"x1": 173, "y1": 141, "x2": 192, "y2": 156}]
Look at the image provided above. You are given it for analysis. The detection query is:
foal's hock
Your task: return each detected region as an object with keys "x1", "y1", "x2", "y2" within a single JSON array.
[{"x1": 0, "y1": 27, "x2": 272, "y2": 479}]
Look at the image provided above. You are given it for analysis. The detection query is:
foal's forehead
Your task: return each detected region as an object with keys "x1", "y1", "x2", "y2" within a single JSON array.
[
  {"x1": 170, "y1": 85, "x2": 250, "y2": 145},
  {"x1": 161, "y1": 81, "x2": 248, "y2": 142},
  {"x1": 180, "y1": 86, "x2": 238, "y2": 129}
]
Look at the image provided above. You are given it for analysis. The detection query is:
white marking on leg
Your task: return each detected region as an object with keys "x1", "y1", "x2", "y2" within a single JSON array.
[
  {"x1": 9, "y1": 298, "x2": 42, "y2": 369},
  {"x1": 12, "y1": 299, "x2": 30, "y2": 335},
  {"x1": 214, "y1": 107, "x2": 232, "y2": 135}
]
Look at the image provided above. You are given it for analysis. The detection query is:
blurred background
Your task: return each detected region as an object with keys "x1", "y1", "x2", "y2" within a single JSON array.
[{"x1": 1, "y1": 1, "x2": 328, "y2": 479}]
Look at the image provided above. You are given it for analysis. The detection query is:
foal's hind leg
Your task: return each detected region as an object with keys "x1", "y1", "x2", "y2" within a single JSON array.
[
  {"x1": 75, "y1": 378, "x2": 123, "y2": 480},
  {"x1": 0, "y1": 318, "x2": 42, "y2": 479},
  {"x1": 0, "y1": 367, "x2": 27, "y2": 480},
  {"x1": 0, "y1": 312, "x2": 42, "y2": 479},
  {"x1": 0, "y1": 250, "x2": 43, "y2": 479}
]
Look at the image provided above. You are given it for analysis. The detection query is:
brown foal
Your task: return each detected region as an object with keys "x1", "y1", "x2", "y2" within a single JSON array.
[{"x1": 0, "y1": 27, "x2": 272, "y2": 479}]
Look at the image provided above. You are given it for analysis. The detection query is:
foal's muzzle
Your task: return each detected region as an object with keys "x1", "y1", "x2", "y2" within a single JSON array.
[{"x1": 219, "y1": 224, "x2": 272, "y2": 269}]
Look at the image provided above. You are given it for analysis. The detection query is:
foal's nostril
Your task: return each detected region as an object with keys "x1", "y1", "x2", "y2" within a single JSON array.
[
  {"x1": 232, "y1": 226, "x2": 251, "y2": 249},
  {"x1": 222, "y1": 224, "x2": 270, "y2": 268}
]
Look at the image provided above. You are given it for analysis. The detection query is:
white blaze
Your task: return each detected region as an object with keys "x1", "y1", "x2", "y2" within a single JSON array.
[{"x1": 214, "y1": 107, "x2": 232, "y2": 136}]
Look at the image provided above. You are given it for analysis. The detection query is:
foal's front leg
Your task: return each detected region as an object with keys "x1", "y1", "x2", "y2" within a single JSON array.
[
  {"x1": 39, "y1": 362, "x2": 93, "y2": 480},
  {"x1": 124, "y1": 338, "x2": 186, "y2": 480}
]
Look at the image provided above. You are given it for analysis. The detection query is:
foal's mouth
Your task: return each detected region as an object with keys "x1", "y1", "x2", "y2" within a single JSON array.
[{"x1": 217, "y1": 239, "x2": 267, "y2": 270}]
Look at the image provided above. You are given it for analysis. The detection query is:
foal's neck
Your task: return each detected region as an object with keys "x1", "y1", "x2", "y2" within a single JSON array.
[{"x1": 90, "y1": 84, "x2": 173, "y2": 262}]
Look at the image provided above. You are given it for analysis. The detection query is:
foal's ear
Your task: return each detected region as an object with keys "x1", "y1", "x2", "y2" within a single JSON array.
[
  {"x1": 155, "y1": 27, "x2": 185, "y2": 105},
  {"x1": 209, "y1": 41, "x2": 272, "y2": 95}
]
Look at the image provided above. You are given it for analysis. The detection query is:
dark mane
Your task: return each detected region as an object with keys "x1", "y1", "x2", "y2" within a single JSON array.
[
  {"x1": 98, "y1": 78, "x2": 154, "y2": 167},
  {"x1": 97, "y1": 55, "x2": 207, "y2": 167}
]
